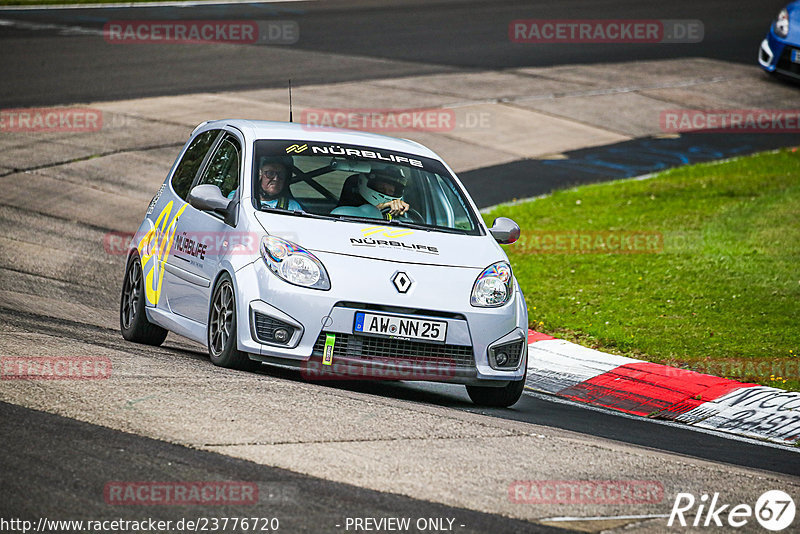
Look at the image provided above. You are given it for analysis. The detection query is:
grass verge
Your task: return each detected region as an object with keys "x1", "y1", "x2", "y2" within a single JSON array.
[{"x1": 484, "y1": 148, "x2": 800, "y2": 391}]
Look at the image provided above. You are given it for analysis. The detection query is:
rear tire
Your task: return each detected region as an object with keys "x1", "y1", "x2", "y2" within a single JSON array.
[
  {"x1": 466, "y1": 369, "x2": 526, "y2": 408},
  {"x1": 120, "y1": 252, "x2": 168, "y2": 346},
  {"x1": 208, "y1": 273, "x2": 257, "y2": 371}
]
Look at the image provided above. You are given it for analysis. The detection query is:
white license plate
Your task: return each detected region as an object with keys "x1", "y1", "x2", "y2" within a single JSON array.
[
  {"x1": 354, "y1": 312, "x2": 447, "y2": 342},
  {"x1": 792, "y1": 49, "x2": 800, "y2": 64}
]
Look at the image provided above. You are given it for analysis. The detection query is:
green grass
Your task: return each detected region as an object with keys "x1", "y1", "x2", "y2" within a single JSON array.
[{"x1": 484, "y1": 148, "x2": 800, "y2": 391}]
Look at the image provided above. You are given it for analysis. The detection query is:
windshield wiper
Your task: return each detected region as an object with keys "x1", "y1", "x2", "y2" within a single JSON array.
[
  {"x1": 381, "y1": 218, "x2": 432, "y2": 231},
  {"x1": 259, "y1": 207, "x2": 330, "y2": 220},
  {"x1": 330, "y1": 214, "x2": 381, "y2": 225},
  {"x1": 328, "y1": 213, "x2": 427, "y2": 229},
  {"x1": 383, "y1": 217, "x2": 466, "y2": 234},
  {"x1": 331, "y1": 213, "x2": 466, "y2": 234}
]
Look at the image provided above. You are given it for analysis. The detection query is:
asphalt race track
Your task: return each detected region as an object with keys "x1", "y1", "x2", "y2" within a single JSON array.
[
  {"x1": 1, "y1": 1, "x2": 799, "y2": 532},
  {"x1": 1, "y1": 401, "x2": 563, "y2": 533},
  {"x1": 0, "y1": 0, "x2": 791, "y2": 106}
]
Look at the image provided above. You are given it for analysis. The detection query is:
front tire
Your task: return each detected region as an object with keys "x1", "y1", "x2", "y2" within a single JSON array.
[
  {"x1": 208, "y1": 273, "x2": 256, "y2": 370},
  {"x1": 466, "y1": 369, "x2": 526, "y2": 408},
  {"x1": 120, "y1": 252, "x2": 168, "y2": 346}
]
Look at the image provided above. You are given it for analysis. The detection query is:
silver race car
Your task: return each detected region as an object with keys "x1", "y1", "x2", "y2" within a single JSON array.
[{"x1": 120, "y1": 120, "x2": 528, "y2": 406}]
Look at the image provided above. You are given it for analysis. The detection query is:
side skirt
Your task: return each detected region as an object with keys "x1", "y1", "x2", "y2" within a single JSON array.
[{"x1": 146, "y1": 307, "x2": 207, "y2": 345}]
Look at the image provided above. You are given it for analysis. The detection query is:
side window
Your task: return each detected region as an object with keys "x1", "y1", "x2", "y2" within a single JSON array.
[
  {"x1": 197, "y1": 135, "x2": 241, "y2": 199},
  {"x1": 436, "y1": 176, "x2": 474, "y2": 230},
  {"x1": 171, "y1": 129, "x2": 221, "y2": 200}
]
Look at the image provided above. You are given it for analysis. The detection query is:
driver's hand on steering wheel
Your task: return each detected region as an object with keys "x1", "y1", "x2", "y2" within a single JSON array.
[{"x1": 377, "y1": 199, "x2": 410, "y2": 217}]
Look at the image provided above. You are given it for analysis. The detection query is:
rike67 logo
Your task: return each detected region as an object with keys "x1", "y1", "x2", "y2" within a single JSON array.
[{"x1": 668, "y1": 490, "x2": 795, "y2": 531}]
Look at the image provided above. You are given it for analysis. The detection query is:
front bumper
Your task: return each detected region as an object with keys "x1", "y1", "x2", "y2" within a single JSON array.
[
  {"x1": 231, "y1": 254, "x2": 528, "y2": 385},
  {"x1": 760, "y1": 37, "x2": 776, "y2": 70},
  {"x1": 760, "y1": 34, "x2": 800, "y2": 80}
]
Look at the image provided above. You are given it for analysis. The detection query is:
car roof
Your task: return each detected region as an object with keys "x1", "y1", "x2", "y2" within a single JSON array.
[{"x1": 199, "y1": 119, "x2": 440, "y2": 160}]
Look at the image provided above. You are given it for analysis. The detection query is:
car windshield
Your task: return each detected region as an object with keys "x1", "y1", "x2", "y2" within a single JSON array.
[{"x1": 251, "y1": 140, "x2": 482, "y2": 235}]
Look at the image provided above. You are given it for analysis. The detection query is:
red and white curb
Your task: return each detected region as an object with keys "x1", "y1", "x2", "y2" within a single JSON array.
[{"x1": 525, "y1": 331, "x2": 800, "y2": 446}]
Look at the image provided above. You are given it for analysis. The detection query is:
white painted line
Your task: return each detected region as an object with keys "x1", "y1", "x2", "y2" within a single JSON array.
[
  {"x1": 0, "y1": 0, "x2": 308, "y2": 11},
  {"x1": 540, "y1": 513, "x2": 670, "y2": 522},
  {"x1": 0, "y1": 14, "x2": 305, "y2": 43},
  {"x1": 0, "y1": 17, "x2": 103, "y2": 35}
]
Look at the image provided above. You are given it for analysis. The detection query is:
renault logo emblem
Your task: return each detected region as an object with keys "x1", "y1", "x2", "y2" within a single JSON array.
[{"x1": 392, "y1": 271, "x2": 412, "y2": 293}]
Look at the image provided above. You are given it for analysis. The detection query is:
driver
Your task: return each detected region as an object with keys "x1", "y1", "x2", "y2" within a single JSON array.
[{"x1": 358, "y1": 168, "x2": 410, "y2": 219}]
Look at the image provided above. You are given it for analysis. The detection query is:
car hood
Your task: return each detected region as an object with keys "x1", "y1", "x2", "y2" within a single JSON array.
[
  {"x1": 790, "y1": 2, "x2": 800, "y2": 42},
  {"x1": 253, "y1": 212, "x2": 505, "y2": 269}
]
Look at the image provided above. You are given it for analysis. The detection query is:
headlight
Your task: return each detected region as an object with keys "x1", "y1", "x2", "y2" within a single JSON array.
[
  {"x1": 261, "y1": 236, "x2": 330, "y2": 290},
  {"x1": 471, "y1": 262, "x2": 513, "y2": 307},
  {"x1": 775, "y1": 8, "x2": 789, "y2": 38}
]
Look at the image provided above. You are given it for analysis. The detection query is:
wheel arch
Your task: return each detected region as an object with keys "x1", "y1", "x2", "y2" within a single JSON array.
[
  {"x1": 208, "y1": 265, "x2": 238, "y2": 318},
  {"x1": 124, "y1": 247, "x2": 140, "y2": 268},
  {"x1": 207, "y1": 263, "x2": 243, "y2": 347}
]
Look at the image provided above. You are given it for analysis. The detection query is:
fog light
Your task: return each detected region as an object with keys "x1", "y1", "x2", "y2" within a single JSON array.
[
  {"x1": 274, "y1": 328, "x2": 290, "y2": 343},
  {"x1": 495, "y1": 352, "x2": 509, "y2": 366},
  {"x1": 488, "y1": 340, "x2": 524, "y2": 370}
]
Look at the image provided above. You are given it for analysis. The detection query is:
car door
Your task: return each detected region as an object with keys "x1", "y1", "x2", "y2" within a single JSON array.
[
  {"x1": 164, "y1": 132, "x2": 242, "y2": 324},
  {"x1": 142, "y1": 128, "x2": 221, "y2": 316}
]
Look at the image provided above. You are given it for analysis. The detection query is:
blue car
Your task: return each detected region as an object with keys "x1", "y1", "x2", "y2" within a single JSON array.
[{"x1": 759, "y1": 1, "x2": 800, "y2": 80}]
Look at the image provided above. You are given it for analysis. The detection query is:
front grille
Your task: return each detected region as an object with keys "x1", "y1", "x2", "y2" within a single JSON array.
[
  {"x1": 313, "y1": 332, "x2": 474, "y2": 369},
  {"x1": 253, "y1": 312, "x2": 295, "y2": 344},
  {"x1": 334, "y1": 302, "x2": 466, "y2": 321},
  {"x1": 776, "y1": 47, "x2": 800, "y2": 76}
]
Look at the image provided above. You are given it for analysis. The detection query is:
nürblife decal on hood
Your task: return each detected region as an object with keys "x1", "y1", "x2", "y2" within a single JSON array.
[{"x1": 350, "y1": 226, "x2": 438, "y2": 255}]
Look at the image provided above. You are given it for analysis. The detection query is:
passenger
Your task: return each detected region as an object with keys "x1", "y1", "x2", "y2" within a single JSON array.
[{"x1": 231, "y1": 156, "x2": 302, "y2": 211}]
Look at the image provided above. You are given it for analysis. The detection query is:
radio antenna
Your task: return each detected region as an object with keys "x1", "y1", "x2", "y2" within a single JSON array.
[{"x1": 288, "y1": 79, "x2": 293, "y2": 123}]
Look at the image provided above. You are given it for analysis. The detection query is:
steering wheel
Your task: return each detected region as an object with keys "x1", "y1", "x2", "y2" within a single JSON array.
[{"x1": 381, "y1": 207, "x2": 425, "y2": 223}]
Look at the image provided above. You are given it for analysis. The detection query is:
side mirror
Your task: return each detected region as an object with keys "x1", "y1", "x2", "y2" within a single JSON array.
[
  {"x1": 187, "y1": 184, "x2": 231, "y2": 214},
  {"x1": 490, "y1": 217, "x2": 521, "y2": 245}
]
